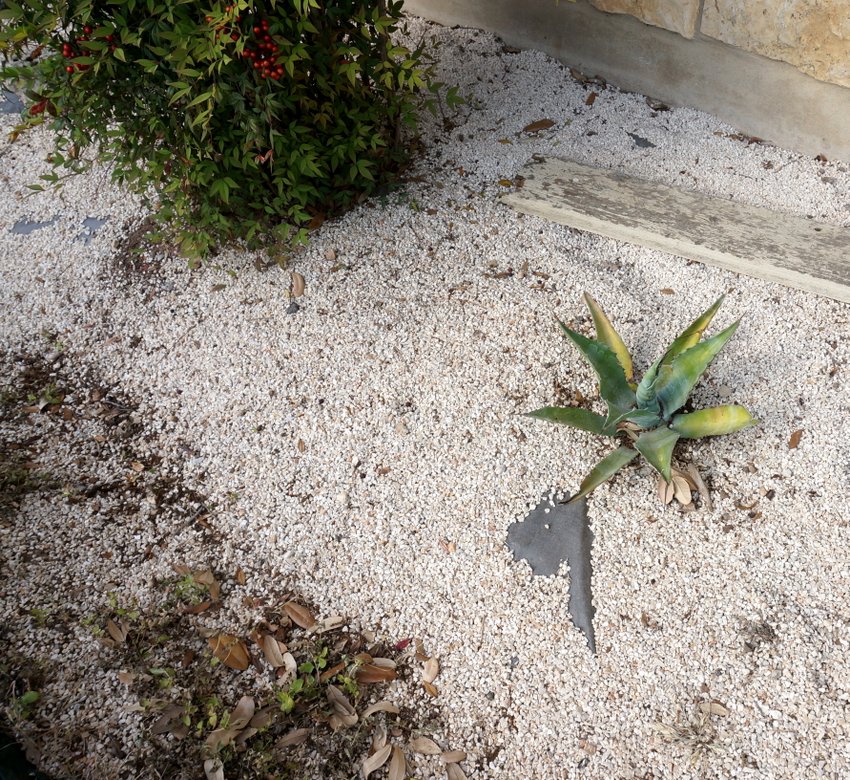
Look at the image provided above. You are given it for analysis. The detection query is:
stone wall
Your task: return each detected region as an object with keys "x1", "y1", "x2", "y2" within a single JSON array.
[{"x1": 588, "y1": 0, "x2": 850, "y2": 88}]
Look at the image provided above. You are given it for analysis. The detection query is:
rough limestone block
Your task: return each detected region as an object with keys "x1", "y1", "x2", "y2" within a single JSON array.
[
  {"x1": 589, "y1": 0, "x2": 700, "y2": 38},
  {"x1": 701, "y1": 1, "x2": 850, "y2": 88}
]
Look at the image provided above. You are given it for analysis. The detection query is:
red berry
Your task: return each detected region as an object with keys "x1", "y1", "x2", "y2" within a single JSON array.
[
  {"x1": 66, "y1": 65, "x2": 74, "y2": 73},
  {"x1": 231, "y1": 33, "x2": 239, "y2": 41},
  {"x1": 270, "y1": 72, "x2": 279, "y2": 80},
  {"x1": 261, "y1": 19, "x2": 269, "y2": 29},
  {"x1": 83, "y1": 25, "x2": 92, "y2": 34},
  {"x1": 263, "y1": 34, "x2": 270, "y2": 41},
  {"x1": 106, "y1": 34, "x2": 114, "y2": 42},
  {"x1": 259, "y1": 72, "x2": 266, "y2": 78},
  {"x1": 253, "y1": 26, "x2": 261, "y2": 34},
  {"x1": 205, "y1": 15, "x2": 213, "y2": 22},
  {"x1": 270, "y1": 44, "x2": 277, "y2": 52}
]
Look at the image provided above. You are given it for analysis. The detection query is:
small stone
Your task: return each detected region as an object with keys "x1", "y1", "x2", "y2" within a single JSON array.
[{"x1": 286, "y1": 301, "x2": 300, "y2": 314}]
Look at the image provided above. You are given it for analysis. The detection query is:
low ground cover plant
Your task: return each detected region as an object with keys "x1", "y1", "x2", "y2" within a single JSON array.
[
  {"x1": 527, "y1": 294, "x2": 757, "y2": 501},
  {"x1": 0, "y1": 0, "x2": 430, "y2": 257}
]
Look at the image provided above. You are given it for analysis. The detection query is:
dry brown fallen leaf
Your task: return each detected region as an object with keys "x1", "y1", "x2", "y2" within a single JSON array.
[
  {"x1": 388, "y1": 746, "x2": 406, "y2": 780},
  {"x1": 192, "y1": 569, "x2": 221, "y2": 601},
  {"x1": 234, "y1": 567, "x2": 246, "y2": 586},
  {"x1": 206, "y1": 696, "x2": 255, "y2": 751},
  {"x1": 442, "y1": 750, "x2": 467, "y2": 764},
  {"x1": 203, "y1": 759, "x2": 225, "y2": 780},
  {"x1": 117, "y1": 671, "x2": 134, "y2": 685},
  {"x1": 446, "y1": 764, "x2": 468, "y2": 780},
  {"x1": 362, "y1": 700, "x2": 400, "y2": 719},
  {"x1": 660, "y1": 288, "x2": 675, "y2": 295},
  {"x1": 260, "y1": 634, "x2": 286, "y2": 668},
  {"x1": 522, "y1": 118, "x2": 556, "y2": 133},
  {"x1": 291, "y1": 271, "x2": 305, "y2": 298},
  {"x1": 585, "y1": 91, "x2": 597, "y2": 106},
  {"x1": 423, "y1": 656, "x2": 440, "y2": 684},
  {"x1": 410, "y1": 736, "x2": 442, "y2": 755},
  {"x1": 208, "y1": 633, "x2": 250, "y2": 671},
  {"x1": 361, "y1": 743, "x2": 392, "y2": 779},
  {"x1": 788, "y1": 429, "x2": 803, "y2": 449},
  {"x1": 106, "y1": 619, "x2": 128, "y2": 644},
  {"x1": 356, "y1": 664, "x2": 398, "y2": 684},
  {"x1": 423, "y1": 681, "x2": 439, "y2": 697},
  {"x1": 699, "y1": 701, "x2": 730, "y2": 717},
  {"x1": 283, "y1": 601, "x2": 316, "y2": 629},
  {"x1": 277, "y1": 728, "x2": 311, "y2": 747}
]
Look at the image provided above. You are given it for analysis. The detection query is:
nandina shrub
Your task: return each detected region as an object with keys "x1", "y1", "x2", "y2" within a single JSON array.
[{"x1": 0, "y1": 0, "x2": 429, "y2": 257}]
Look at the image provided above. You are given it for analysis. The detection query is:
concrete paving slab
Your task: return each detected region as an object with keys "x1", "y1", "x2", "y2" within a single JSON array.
[{"x1": 502, "y1": 156, "x2": 850, "y2": 303}]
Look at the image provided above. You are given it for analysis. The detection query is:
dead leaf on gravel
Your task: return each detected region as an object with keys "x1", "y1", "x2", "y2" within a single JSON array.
[
  {"x1": 260, "y1": 634, "x2": 286, "y2": 668},
  {"x1": 106, "y1": 618, "x2": 129, "y2": 644},
  {"x1": 410, "y1": 736, "x2": 442, "y2": 755},
  {"x1": 151, "y1": 704, "x2": 185, "y2": 735},
  {"x1": 206, "y1": 696, "x2": 255, "y2": 750},
  {"x1": 130, "y1": 460, "x2": 144, "y2": 472},
  {"x1": 522, "y1": 118, "x2": 555, "y2": 133},
  {"x1": 657, "y1": 477, "x2": 674, "y2": 505},
  {"x1": 117, "y1": 671, "x2": 134, "y2": 685},
  {"x1": 290, "y1": 271, "x2": 305, "y2": 298},
  {"x1": 442, "y1": 750, "x2": 467, "y2": 764},
  {"x1": 313, "y1": 615, "x2": 346, "y2": 634},
  {"x1": 423, "y1": 681, "x2": 439, "y2": 697},
  {"x1": 203, "y1": 759, "x2": 225, "y2": 780},
  {"x1": 182, "y1": 600, "x2": 213, "y2": 615},
  {"x1": 446, "y1": 763, "x2": 468, "y2": 780},
  {"x1": 283, "y1": 601, "x2": 316, "y2": 629},
  {"x1": 361, "y1": 744, "x2": 392, "y2": 778},
  {"x1": 327, "y1": 685, "x2": 358, "y2": 730},
  {"x1": 208, "y1": 633, "x2": 250, "y2": 670},
  {"x1": 585, "y1": 91, "x2": 597, "y2": 106},
  {"x1": 249, "y1": 706, "x2": 276, "y2": 731},
  {"x1": 357, "y1": 664, "x2": 398, "y2": 684},
  {"x1": 423, "y1": 656, "x2": 440, "y2": 684},
  {"x1": 362, "y1": 700, "x2": 400, "y2": 718},
  {"x1": 371, "y1": 723, "x2": 387, "y2": 752},
  {"x1": 660, "y1": 288, "x2": 675, "y2": 295},
  {"x1": 277, "y1": 728, "x2": 310, "y2": 748},
  {"x1": 685, "y1": 464, "x2": 712, "y2": 511},
  {"x1": 192, "y1": 569, "x2": 221, "y2": 601},
  {"x1": 388, "y1": 746, "x2": 406, "y2": 780},
  {"x1": 498, "y1": 179, "x2": 513, "y2": 187},
  {"x1": 699, "y1": 701, "x2": 730, "y2": 717},
  {"x1": 788, "y1": 429, "x2": 803, "y2": 449},
  {"x1": 234, "y1": 567, "x2": 246, "y2": 586},
  {"x1": 672, "y1": 475, "x2": 693, "y2": 506}
]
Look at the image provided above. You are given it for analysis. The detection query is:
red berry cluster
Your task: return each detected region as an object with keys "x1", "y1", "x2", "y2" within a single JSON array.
[
  {"x1": 206, "y1": 6, "x2": 242, "y2": 42},
  {"x1": 60, "y1": 25, "x2": 116, "y2": 73},
  {"x1": 241, "y1": 17, "x2": 283, "y2": 80}
]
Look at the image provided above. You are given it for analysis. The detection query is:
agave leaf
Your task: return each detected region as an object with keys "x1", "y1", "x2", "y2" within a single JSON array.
[
  {"x1": 652, "y1": 321, "x2": 740, "y2": 420},
  {"x1": 583, "y1": 293, "x2": 633, "y2": 382},
  {"x1": 636, "y1": 296, "x2": 726, "y2": 411},
  {"x1": 634, "y1": 427, "x2": 680, "y2": 483},
  {"x1": 607, "y1": 407, "x2": 663, "y2": 430},
  {"x1": 671, "y1": 405, "x2": 757, "y2": 438},
  {"x1": 524, "y1": 407, "x2": 609, "y2": 435},
  {"x1": 558, "y1": 321, "x2": 635, "y2": 413},
  {"x1": 635, "y1": 357, "x2": 662, "y2": 412},
  {"x1": 660, "y1": 295, "x2": 725, "y2": 367},
  {"x1": 569, "y1": 446, "x2": 638, "y2": 503}
]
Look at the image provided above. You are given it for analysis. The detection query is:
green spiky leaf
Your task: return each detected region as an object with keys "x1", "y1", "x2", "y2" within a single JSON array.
[
  {"x1": 607, "y1": 407, "x2": 663, "y2": 430},
  {"x1": 525, "y1": 406, "x2": 609, "y2": 435},
  {"x1": 652, "y1": 320, "x2": 740, "y2": 420},
  {"x1": 636, "y1": 296, "x2": 726, "y2": 411},
  {"x1": 660, "y1": 295, "x2": 725, "y2": 367},
  {"x1": 558, "y1": 321, "x2": 635, "y2": 413},
  {"x1": 569, "y1": 446, "x2": 638, "y2": 503},
  {"x1": 634, "y1": 427, "x2": 680, "y2": 482},
  {"x1": 671, "y1": 405, "x2": 757, "y2": 438},
  {"x1": 583, "y1": 292, "x2": 633, "y2": 382}
]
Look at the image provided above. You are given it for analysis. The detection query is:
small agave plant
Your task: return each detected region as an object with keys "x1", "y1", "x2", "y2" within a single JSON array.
[{"x1": 527, "y1": 293, "x2": 757, "y2": 503}]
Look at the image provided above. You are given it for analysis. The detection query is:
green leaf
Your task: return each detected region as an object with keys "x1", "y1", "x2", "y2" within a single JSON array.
[
  {"x1": 557, "y1": 321, "x2": 635, "y2": 414},
  {"x1": 606, "y1": 407, "x2": 663, "y2": 430},
  {"x1": 524, "y1": 406, "x2": 609, "y2": 435},
  {"x1": 652, "y1": 321, "x2": 740, "y2": 420},
  {"x1": 660, "y1": 295, "x2": 726, "y2": 367},
  {"x1": 570, "y1": 446, "x2": 638, "y2": 503},
  {"x1": 633, "y1": 427, "x2": 680, "y2": 482},
  {"x1": 671, "y1": 405, "x2": 757, "y2": 438},
  {"x1": 113, "y1": 47, "x2": 126, "y2": 62},
  {"x1": 583, "y1": 292, "x2": 633, "y2": 382}
]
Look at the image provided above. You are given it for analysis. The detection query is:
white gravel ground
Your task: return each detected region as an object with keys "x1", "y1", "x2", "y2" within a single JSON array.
[{"x1": 2, "y1": 15, "x2": 850, "y2": 780}]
